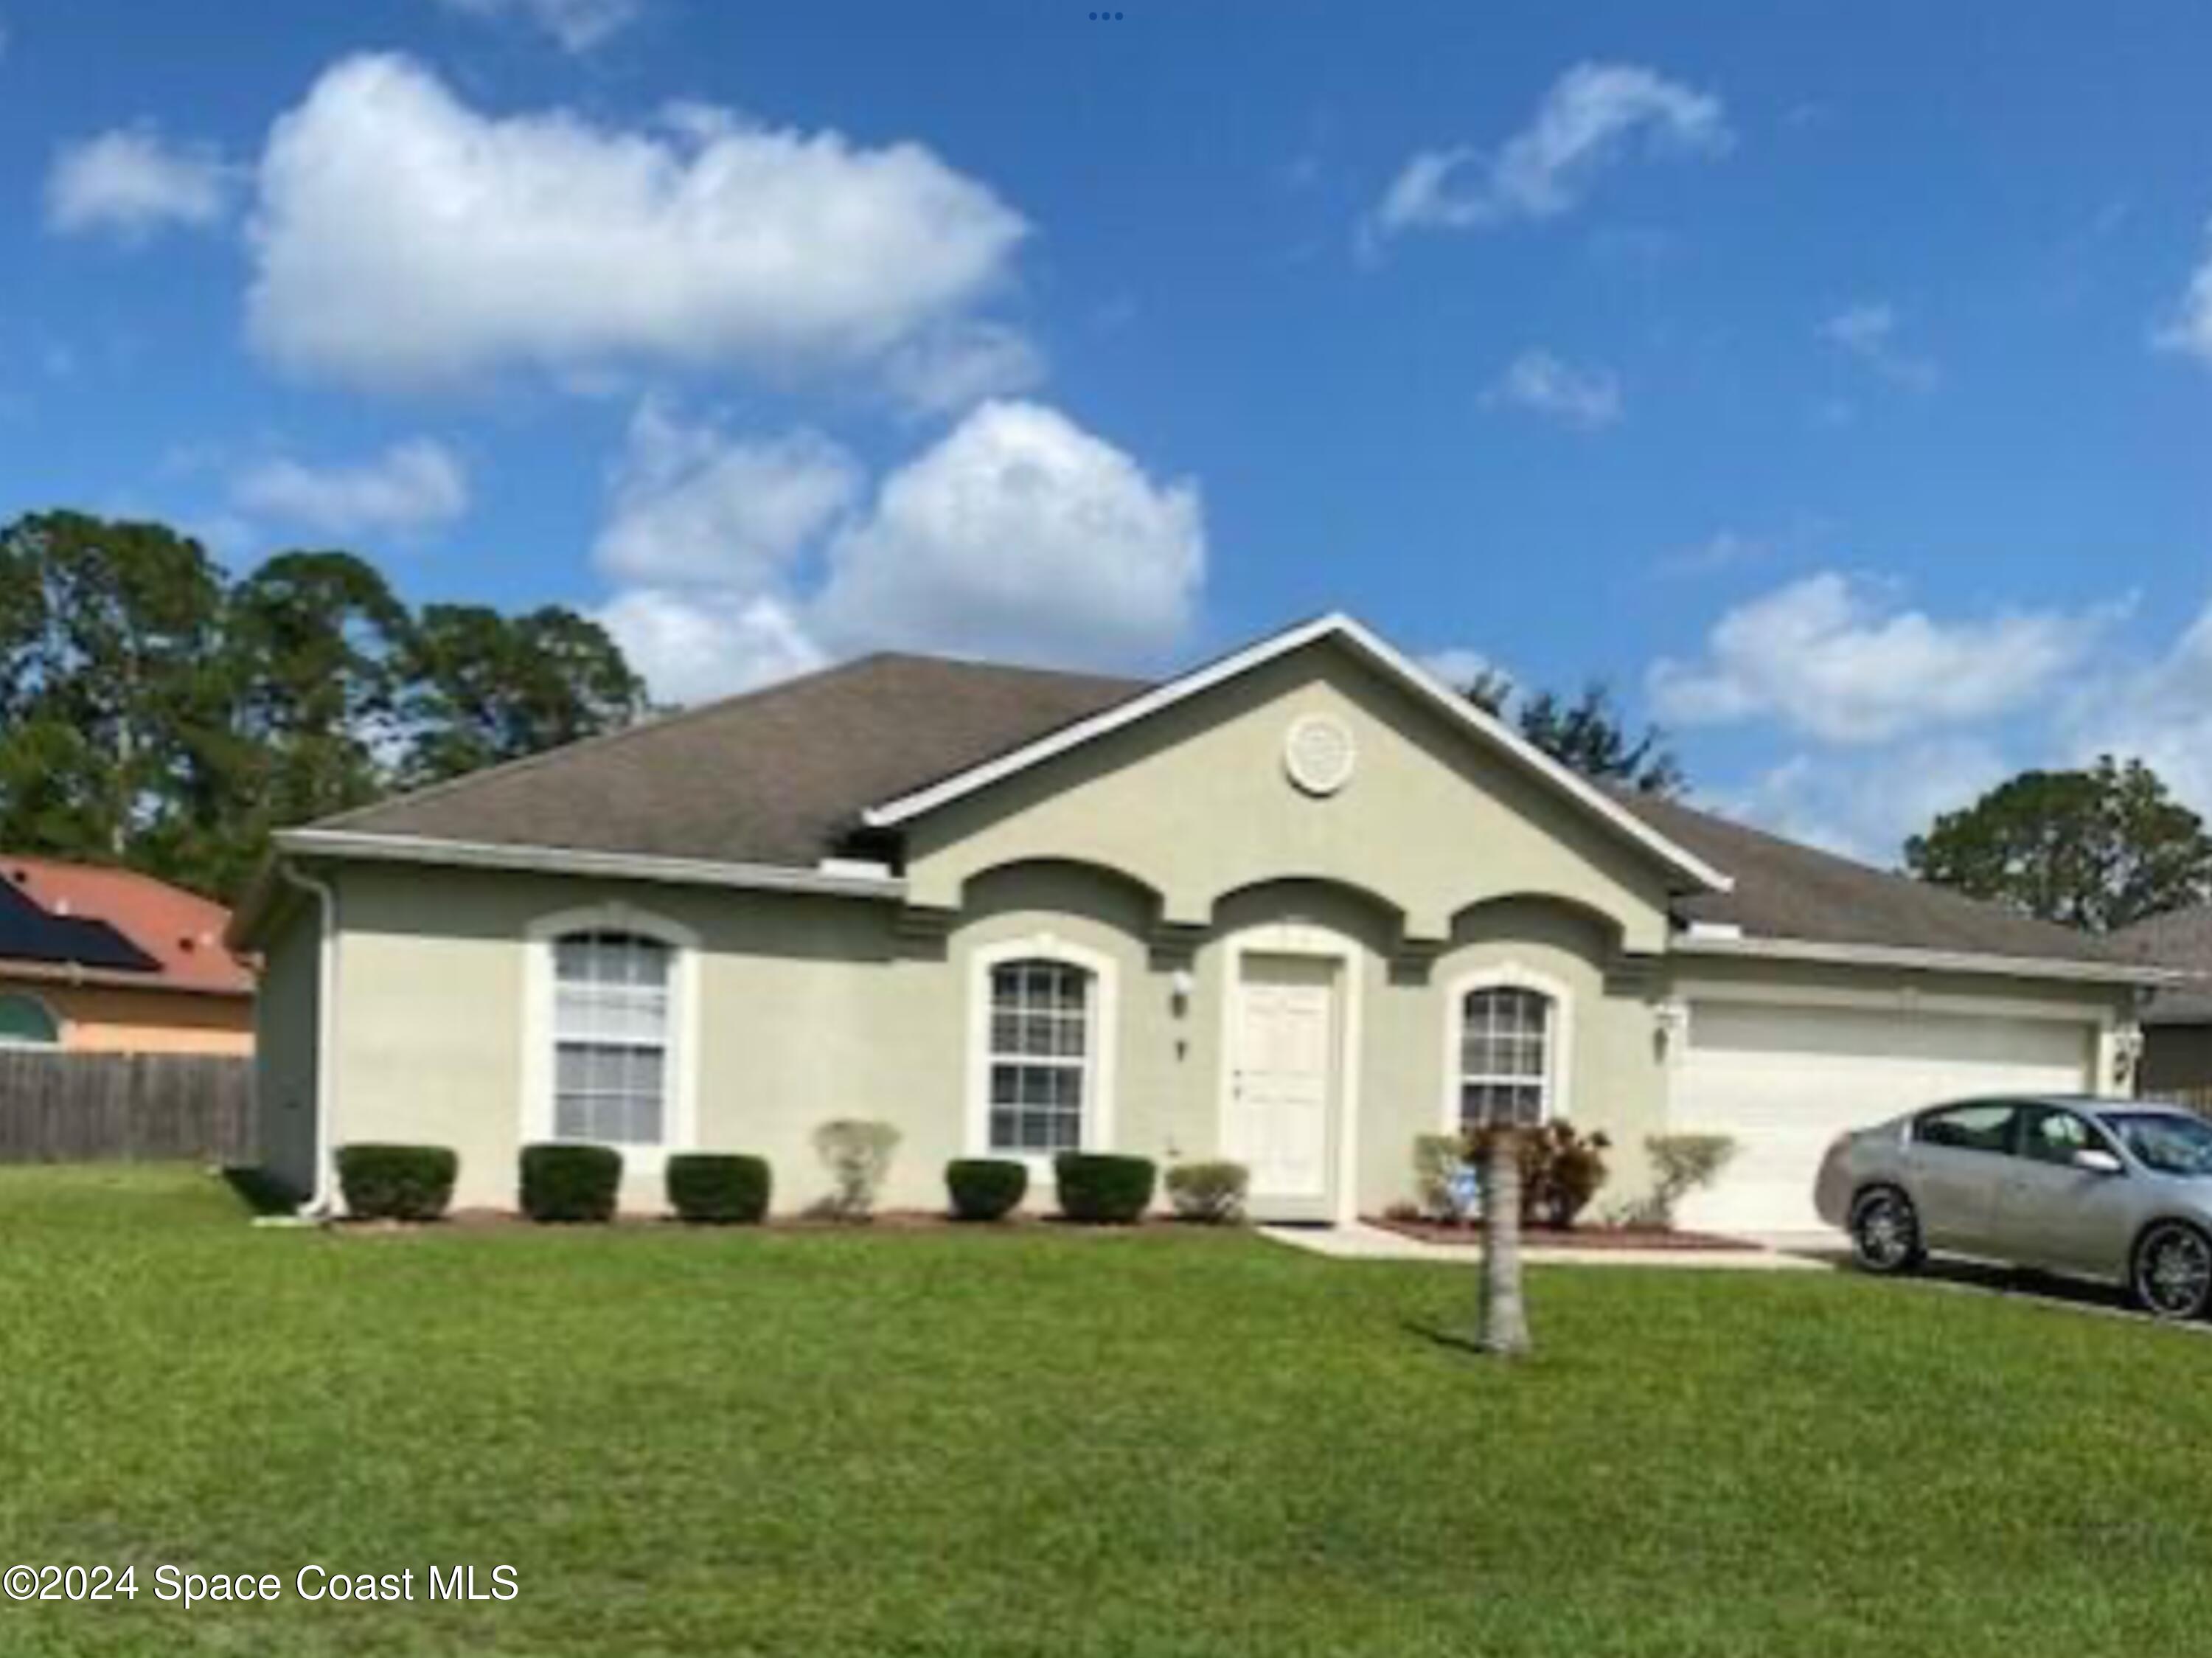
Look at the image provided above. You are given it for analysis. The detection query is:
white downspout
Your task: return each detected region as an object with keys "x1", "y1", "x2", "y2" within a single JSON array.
[{"x1": 274, "y1": 859, "x2": 340, "y2": 1219}]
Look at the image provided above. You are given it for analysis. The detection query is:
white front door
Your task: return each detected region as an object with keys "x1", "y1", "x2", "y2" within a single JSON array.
[{"x1": 1228, "y1": 954, "x2": 1338, "y2": 1210}]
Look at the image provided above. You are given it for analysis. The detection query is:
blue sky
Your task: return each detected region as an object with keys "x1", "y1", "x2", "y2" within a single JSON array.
[{"x1": 4, "y1": 0, "x2": 2212, "y2": 861}]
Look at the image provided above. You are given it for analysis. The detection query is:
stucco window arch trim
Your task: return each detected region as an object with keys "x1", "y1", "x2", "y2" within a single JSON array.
[
  {"x1": 520, "y1": 902, "x2": 701, "y2": 1173},
  {"x1": 966, "y1": 934, "x2": 1119, "y2": 1178},
  {"x1": 0, "y1": 990, "x2": 63, "y2": 1047},
  {"x1": 1439, "y1": 962, "x2": 1575, "y2": 1134}
]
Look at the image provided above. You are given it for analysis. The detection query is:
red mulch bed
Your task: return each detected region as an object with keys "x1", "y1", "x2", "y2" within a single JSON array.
[{"x1": 1368, "y1": 1216, "x2": 1759, "y2": 1252}]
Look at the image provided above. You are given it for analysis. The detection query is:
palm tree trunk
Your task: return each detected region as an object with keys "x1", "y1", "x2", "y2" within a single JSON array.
[{"x1": 1480, "y1": 1126, "x2": 1532, "y2": 1357}]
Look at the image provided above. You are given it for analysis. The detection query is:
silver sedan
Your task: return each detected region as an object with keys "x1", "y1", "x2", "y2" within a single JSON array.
[{"x1": 1813, "y1": 1097, "x2": 2212, "y2": 1319}]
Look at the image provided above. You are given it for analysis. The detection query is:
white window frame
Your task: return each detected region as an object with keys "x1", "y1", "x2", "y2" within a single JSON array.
[
  {"x1": 967, "y1": 935, "x2": 1118, "y2": 1176},
  {"x1": 0, "y1": 990, "x2": 62, "y2": 1048},
  {"x1": 1439, "y1": 963, "x2": 1574, "y2": 1133},
  {"x1": 521, "y1": 903, "x2": 700, "y2": 1171}
]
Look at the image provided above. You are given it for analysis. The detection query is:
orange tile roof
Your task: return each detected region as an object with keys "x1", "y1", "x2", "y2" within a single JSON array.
[{"x1": 0, "y1": 856, "x2": 253, "y2": 996}]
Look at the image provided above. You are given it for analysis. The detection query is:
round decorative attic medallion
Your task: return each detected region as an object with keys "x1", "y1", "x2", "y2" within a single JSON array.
[{"x1": 1284, "y1": 712, "x2": 1357, "y2": 797}]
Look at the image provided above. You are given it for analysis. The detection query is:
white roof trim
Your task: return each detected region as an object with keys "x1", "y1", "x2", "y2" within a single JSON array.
[
  {"x1": 859, "y1": 612, "x2": 1733, "y2": 893},
  {"x1": 1672, "y1": 929, "x2": 2183, "y2": 988},
  {"x1": 274, "y1": 829, "x2": 908, "y2": 901}
]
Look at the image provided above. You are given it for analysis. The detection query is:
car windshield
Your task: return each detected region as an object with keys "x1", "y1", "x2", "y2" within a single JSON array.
[{"x1": 2105, "y1": 1112, "x2": 2212, "y2": 1177}]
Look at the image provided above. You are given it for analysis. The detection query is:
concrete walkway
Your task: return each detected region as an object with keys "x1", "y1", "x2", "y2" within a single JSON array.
[{"x1": 1258, "y1": 1220, "x2": 1828, "y2": 1271}]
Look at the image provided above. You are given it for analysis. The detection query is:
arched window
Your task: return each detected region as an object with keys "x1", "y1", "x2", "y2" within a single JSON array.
[
  {"x1": 0, "y1": 992, "x2": 58, "y2": 1047},
  {"x1": 552, "y1": 931, "x2": 672, "y2": 1145},
  {"x1": 1458, "y1": 985, "x2": 1555, "y2": 1129},
  {"x1": 985, "y1": 957, "x2": 1094, "y2": 1154}
]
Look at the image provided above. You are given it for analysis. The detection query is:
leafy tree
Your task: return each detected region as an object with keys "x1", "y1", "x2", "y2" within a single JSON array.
[
  {"x1": 400, "y1": 603, "x2": 647, "y2": 785},
  {"x1": 0, "y1": 510, "x2": 652, "y2": 898},
  {"x1": 0, "y1": 512, "x2": 229, "y2": 867},
  {"x1": 1904, "y1": 756, "x2": 2212, "y2": 932},
  {"x1": 1457, "y1": 670, "x2": 1685, "y2": 797}
]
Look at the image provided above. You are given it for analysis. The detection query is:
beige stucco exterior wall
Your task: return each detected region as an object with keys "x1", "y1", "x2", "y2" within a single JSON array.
[
  {"x1": 901, "y1": 645, "x2": 1680, "y2": 951},
  {"x1": 253, "y1": 906, "x2": 320, "y2": 1199},
  {"x1": 0, "y1": 977, "x2": 251, "y2": 1055},
  {"x1": 299, "y1": 642, "x2": 1696, "y2": 1219}
]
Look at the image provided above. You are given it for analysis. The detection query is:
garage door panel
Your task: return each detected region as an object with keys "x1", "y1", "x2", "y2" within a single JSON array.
[{"x1": 1671, "y1": 1002, "x2": 2095, "y2": 1235}]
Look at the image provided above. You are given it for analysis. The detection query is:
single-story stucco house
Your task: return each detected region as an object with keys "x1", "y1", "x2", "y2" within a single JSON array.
[
  {"x1": 2112, "y1": 906, "x2": 2212, "y2": 1099},
  {"x1": 230, "y1": 614, "x2": 2172, "y2": 1233}
]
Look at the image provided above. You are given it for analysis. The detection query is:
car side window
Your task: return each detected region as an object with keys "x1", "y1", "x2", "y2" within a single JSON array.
[
  {"x1": 2021, "y1": 1106, "x2": 2115, "y2": 1169},
  {"x1": 1914, "y1": 1102, "x2": 2020, "y2": 1155}
]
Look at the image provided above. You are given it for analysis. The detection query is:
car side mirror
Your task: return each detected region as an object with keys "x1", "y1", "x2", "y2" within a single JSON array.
[{"x1": 2074, "y1": 1147, "x2": 2124, "y2": 1176}]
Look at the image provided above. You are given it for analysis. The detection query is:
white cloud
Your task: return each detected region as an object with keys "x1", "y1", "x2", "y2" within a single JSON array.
[
  {"x1": 2157, "y1": 224, "x2": 2212, "y2": 368},
  {"x1": 1649, "y1": 572, "x2": 2118, "y2": 744},
  {"x1": 1416, "y1": 647, "x2": 1500, "y2": 693},
  {"x1": 880, "y1": 320, "x2": 1046, "y2": 417},
  {"x1": 1657, "y1": 529, "x2": 1768, "y2": 578},
  {"x1": 46, "y1": 126, "x2": 236, "y2": 241},
  {"x1": 1484, "y1": 349, "x2": 1622, "y2": 430},
  {"x1": 591, "y1": 399, "x2": 1204, "y2": 702},
  {"x1": 594, "y1": 400, "x2": 860, "y2": 588},
  {"x1": 2066, "y1": 598, "x2": 2212, "y2": 812},
  {"x1": 434, "y1": 0, "x2": 642, "y2": 52},
  {"x1": 1704, "y1": 738, "x2": 2010, "y2": 866},
  {"x1": 596, "y1": 589, "x2": 827, "y2": 706},
  {"x1": 231, "y1": 438, "x2": 470, "y2": 537},
  {"x1": 1366, "y1": 62, "x2": 1729, "y2": 245},
  {"x1": 1819, "y1": 302, "x2": 1941, "y2": 392},
  {"x1": 246, "y1": 55, "x2": 1030, "y2": 394},
  {"x1": 815, "y1": 400, "x2": 1205, "y2": 669}
]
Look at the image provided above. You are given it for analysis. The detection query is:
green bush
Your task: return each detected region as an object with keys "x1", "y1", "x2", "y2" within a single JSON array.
[
  {"x1": 945, "y1": 1159, "x2": 1028, "y2": 1222},
  {"x1": 811, "y1": 1119, "x2": 901, "y2": 1221},
  {"x1": 520, "y1": 1143, "x2": 623, "y2": 1223},
  {"x1": 1413, "y1": 1133, "x2": 1472, "y2": 1221},
  {"x1": 335, "y1": 1144, "x2": 457, "y2": 1221},
  {"x1": 1641, "y1": 1134, "x2": 1739, "y2": 1228},
  {"x1": 1164, "y1": 1160, "x2": 1249, "y2": 1224},
  {"x1": 1465, "y1": 1120, "x2": 1612, "y2": 1229},
  {"x1": 1054, "y1": 1153, "x2": 1156, "y2": 1224},
  {"x1": 665, "y1": 1154, "x2": 771, "y2": 1224}
]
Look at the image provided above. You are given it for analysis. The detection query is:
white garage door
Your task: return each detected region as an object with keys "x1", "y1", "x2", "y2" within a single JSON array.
[{"x1": 1671, "y1": 1002, "x2": 2098, "y2": 1235}]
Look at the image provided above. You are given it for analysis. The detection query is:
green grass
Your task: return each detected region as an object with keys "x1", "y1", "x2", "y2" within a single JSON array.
[{"x1": 4, "y1": 1165, "x2": 2212, "y2": 1657}]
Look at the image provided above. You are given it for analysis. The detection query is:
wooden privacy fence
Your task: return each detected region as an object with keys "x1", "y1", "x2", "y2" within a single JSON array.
[{"x1": 0, "y1": 1050, "x2": 253, "y2": 1165}]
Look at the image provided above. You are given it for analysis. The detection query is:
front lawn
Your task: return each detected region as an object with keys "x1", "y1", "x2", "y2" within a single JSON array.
[{"x1": 4, "y1": 1166, "x2": 2211, "y2": 1657}]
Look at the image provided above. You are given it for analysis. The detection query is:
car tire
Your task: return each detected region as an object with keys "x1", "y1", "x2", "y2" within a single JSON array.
[
  {"x1": 1848, "y1": 1186, "x2": 1923, "y2": 1275},
  {"x1": 2131, "y1": 1221, "x2": 2212, "y2": 1321}
]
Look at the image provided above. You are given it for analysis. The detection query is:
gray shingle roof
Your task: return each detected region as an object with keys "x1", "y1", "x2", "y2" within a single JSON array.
[
  {"x1": 315, "y1": 648, "x2": 2127, "y2": 970},
  {"x1": 2111, "y1": 907, "x2": 2212, "y2": 1023},
  {"x1": 1611, "y1": 789, "x2": 2135, "y2": 968}
]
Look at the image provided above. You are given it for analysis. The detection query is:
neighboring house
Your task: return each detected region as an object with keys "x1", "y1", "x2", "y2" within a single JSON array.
[
  {"x1": 2111, "y1": 906, "x2": 2212, "y2": 1097},
  {"x1": 229, "y1": 614, "x2": 2170, "y2": 1232},
  {"x1": 0, "y1": 856, "x2": 255, "y2": 1055}
]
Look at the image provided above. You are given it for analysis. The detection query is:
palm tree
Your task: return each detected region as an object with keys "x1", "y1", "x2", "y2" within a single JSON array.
[{"x1": 1479, "y1": 1126, "x2": 1531, "y2": 1356}]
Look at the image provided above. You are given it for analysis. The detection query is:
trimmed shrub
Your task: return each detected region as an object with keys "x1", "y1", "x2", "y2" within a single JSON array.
[
  {"x1": 812, "y1": 1119, "x2": 901, "y2": 1221},
  {"x1": 1054, "y1": 1153, "x2": 1156, "y2": 1224},
  {"x1": 336, "y1": 1143, "x2": 457, "y2": 1221},
  {"x1": 945, "y1": 1158, "x2": 1028, "y2": 1222},
  {"x1": 1164, "y1": 1159, "x2": 1249, "y2": 1224},
  {"x1": 1466, "y1": 1120, "x2": 1613, "y2": 1229},
  {"x1": 1641, "y1": 1133, "x2": 1739, "y2": 1229},
  {"x1": 520, "y1": 1143, "x2": 623, "y2": 1224},
  {"x1": 666, "y1": 1154, "x2": 772, "y2": 1224},
  {"x1": 1413, "y1": 1133, "x2": 1472, "y2": 1221}
]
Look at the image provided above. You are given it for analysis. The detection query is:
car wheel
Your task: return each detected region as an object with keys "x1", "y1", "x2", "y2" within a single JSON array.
[
  {"x1": 1849, "y1": 1187, "x2": 1923, "y2": 1274},
  {"x1": 2132, "y1": 1222, "x2": 2212, "y2": 1321}
]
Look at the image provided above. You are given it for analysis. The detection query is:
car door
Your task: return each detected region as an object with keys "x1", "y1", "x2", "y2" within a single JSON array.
[
  {"x1": 1904, "y1": 1101, "x2": 2020, "y2": 1253},
  {"x1": 1992, "y1": 1105, "x2": 2136, "y2": 1278}
]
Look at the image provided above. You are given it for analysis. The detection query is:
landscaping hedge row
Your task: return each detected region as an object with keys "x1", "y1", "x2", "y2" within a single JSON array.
[{"x1": 333, "y1": 1143, "x2": 1239, "y2": 1227}]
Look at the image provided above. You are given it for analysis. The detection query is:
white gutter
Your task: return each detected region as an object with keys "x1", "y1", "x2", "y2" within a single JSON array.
[
  {"x1": 274, "y1": 829, "x2": 908, "y2": 901},
  {"x1": 274, "y1": 860, "x2": 339, "y2": 1221},
  {"x1": 1672, "y1": 930, "x2": 2187, "y2": 989}
]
